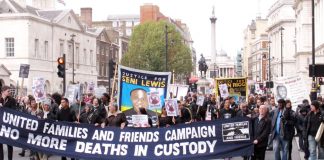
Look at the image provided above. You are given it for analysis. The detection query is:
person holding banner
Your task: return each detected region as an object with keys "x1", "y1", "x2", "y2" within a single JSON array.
[
  {"x1": 0, "y1": 86, "x2": 16, "y2": 160},
  {"x1": 101, "y1": 103, "x2": 127, "y2": 128},
  {"x1": 219, "y1": 99, "x2": 235, "y2": 119},
  {"x1": 251, "y1": 105, "x2": 271, "y2": 160},
  {"x1": 303, "y1": 100, "x2": 324, "y2": 160},
  {"x1": 56, "y1": 98, "x2": 77, "y2": 160}
]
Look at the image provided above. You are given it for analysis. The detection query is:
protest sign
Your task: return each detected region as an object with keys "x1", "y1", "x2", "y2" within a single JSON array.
[
  {"x1": 148, "y1": 91, "x2": 162, "y2": 110},
  {"x1": 65, "y1": 84, "x2": 81, "y2": 104},
  {"x1": 197, "y1": 96, "x2": 205, "y2": 106},
  {"x1": 118, "y1": 65, "x2": 171, "y2": 120},
  {"x1": 19, "y1": 64, "x2": 30, "y2": 78},
  {"x1": 219, "y1": 84, "x2": 229, "y2": 98},
  {"x1": 216, "y1": 78, "x2": 248, "y2": 103},
  {"x1": 167, "y1": 84, "x2": 189, "y2": 100},
  {"x1": 94, "y1": 87, "x2": 107, "y2": 98},
  {"x1": 32, "y1": 77, "x2": 46, "y2": 103},
  {"x1": 0, "y1": 107, "x2": 253, "y2": 160},
  {"x1": 132, "y1": 115, "x2": 149, "y2": 128},
  {"x1": 165, "y1": 99, "x2": 178, "y2": 117},
  {"x1": 87, "y1": 82, "x2": 95, "y2": 93},
  {"x1": 274, "y1": 75, "x2": 310, "y2": 110}
]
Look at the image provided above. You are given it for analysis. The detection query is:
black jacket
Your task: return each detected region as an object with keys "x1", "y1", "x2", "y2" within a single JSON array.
[
  {"x1": 89, "y1": 105, "x2": 107, "y2": 124},
  {"x1": 281, "y1": 108, "x2": 296, "y2": 140},
  {"x1": 253, "y1": 116, "x2": 271, "y2": 148},
  {"x1": 0, "y1": 96, "x2": 17, "y2": 110}
]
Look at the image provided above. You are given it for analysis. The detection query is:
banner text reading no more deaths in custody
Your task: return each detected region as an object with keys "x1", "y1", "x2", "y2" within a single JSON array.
[{"x1": 0, "y1": 107, "x2": 253, "y2": 160}]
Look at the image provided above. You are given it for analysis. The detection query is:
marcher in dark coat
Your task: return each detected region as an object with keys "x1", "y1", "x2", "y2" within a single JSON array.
[
  {"x1": 88, "y1": 98, "x2": 107, "y2": 126},
  {"x1": 102, "y1": 103, "x2": 127, "y2": 128},
  {"x1": 283, "y1": 100, "x2": 296, "y2": 160},
  {"x1": 296, "y1": 106, "x2": 309, "y2": 158},
  {"x1": 303, "y1": 101, "x2": 324, "y2": 160},
  {"x1": 251, "y1": 105, "x2": 271, "y2": 160},
  {"x1": 219, "y1": 99, "x2": 235, "y2": 119},
  {"x1": 0, "y1": 86, "x2": 17, "y2": 160},
  {"x1": 56, "y1": 98, "x2": 76, "y2": 160},
  {"x1": 157, "y1": 106, "x2": 173, "y2": 128}
]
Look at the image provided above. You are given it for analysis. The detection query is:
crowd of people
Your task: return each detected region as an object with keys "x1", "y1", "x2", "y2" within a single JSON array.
[{"x1": 1, "y1": 84, "x2": 324, "y2": 160}]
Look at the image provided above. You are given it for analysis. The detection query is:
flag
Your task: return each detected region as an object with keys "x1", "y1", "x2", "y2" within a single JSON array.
[{"x1": 57, "y1": 0, "x2": 66, "y2": 6}]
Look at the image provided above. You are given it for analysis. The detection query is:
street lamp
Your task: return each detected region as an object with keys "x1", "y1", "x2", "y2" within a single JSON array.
[
  {"x1": 279, "y1": 26, "x2": 284, "y2": 77},
  {"x1": 268, "y1": 40, "x2": 271, "y2": 81}
]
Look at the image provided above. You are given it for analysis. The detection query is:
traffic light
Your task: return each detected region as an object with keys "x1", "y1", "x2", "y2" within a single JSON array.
[
  {"x1": 57, "y1": 56, "x2": 65, "y2": 78},
  {"x1": 109, "y1": 60, "x2": 117, "y2": 78}
]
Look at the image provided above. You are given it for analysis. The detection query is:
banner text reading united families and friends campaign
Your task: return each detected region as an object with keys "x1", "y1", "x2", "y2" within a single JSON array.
[{"x1": 0, "y1": 107, "x2": 253, "y2": 160}]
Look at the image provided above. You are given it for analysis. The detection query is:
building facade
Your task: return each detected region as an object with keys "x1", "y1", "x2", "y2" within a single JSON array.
[
  {"x1": 243, "y1": 18, "x2": 269, "y2": 82},
  {"x1": 0, "y1": 0, "x2": 97, "y2": 95},
  {"x1": 267, "y1": 0, "x2": 296, "y2": 78}
]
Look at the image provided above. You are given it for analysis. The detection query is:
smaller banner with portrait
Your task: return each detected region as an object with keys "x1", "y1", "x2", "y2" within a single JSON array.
[
  {"x1": 19, "y1": 64, "x2": 30, "y2": 78},
  {"x1": 215, "y1": 78, "x2": 248, "y2": 103},
  {"x1": 164, "y1": 99, "x2": 178, "y2": 117},
  {"x1": 274, "y1": 74, "x2": 310, "y2": 110},
  {"x1": 32, "y1": 77, "x2": 46, "y2": 103}
]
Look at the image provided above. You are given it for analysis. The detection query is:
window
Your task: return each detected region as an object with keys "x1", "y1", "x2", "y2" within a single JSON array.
[
  {"x1": 126, "y1": 21, "x2": 132, "y2": 27},
  {"x1": 83, "y1": 49, "x2": 87, "y2": 64},
  {"x1": 90, "y1": 50, "x2": 93, "y2": 65},
  {"x1": 59, "y1": 40, "x2": 64, "y2": 57},
  {"x1": 35, "y1": 39, "x2": 39, "y2": 57},
  {"x1": 96, "y1": 61, "x2": 99, "y2": 72},
  {"x1": 126, "y1": 29, "x2": 132, "y2": 36},
  {"x1": 101, "y1": 64, "x2": 105, "y2": 76},
  {"x1": 44, "y1": 41, "x2": 48, "y2": 59},
  {"x1": 5, "y1": 38, "x2": 14, "y2": 57},
  {"x1": 68, "y1": 43, "x2": 72, "y2": 62}
]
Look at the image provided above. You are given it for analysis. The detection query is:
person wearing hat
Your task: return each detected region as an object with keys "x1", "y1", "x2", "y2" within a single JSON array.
[{"x1": 304, "y1": 100, "x2": 324, "y2": 160}]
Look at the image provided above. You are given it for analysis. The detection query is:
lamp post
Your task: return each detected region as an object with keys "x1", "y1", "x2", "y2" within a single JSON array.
[
  {"x1": 310, "y1": 0, "x2": 317, "y2": 100},
  {"x1": 279, "y1": 27, "x2": 284, "y2": 77},
  {"x1": 71, "y1": 34, "x2": 76, "y2": 84},
  {"x1": 268, "y1": 40, "x2": 271, "y2": 82}
]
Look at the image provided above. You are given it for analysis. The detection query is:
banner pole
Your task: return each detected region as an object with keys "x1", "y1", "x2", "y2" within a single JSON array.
[
  {"x1": 20, "y1": 78, "x2": 24, "y2": 98},
  {"x1": 110, "y1": 63, "x2": 118, "y2": 108}
]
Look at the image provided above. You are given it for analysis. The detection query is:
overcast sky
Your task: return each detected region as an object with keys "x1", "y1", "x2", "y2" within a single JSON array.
[{"x1": 58, "y1": 0, "x2": 276, "y2": 59}]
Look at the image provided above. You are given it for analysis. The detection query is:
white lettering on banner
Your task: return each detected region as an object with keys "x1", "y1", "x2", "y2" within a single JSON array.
[
  {"x1": 134, "y1": 145, "x2": 148, "y2": 156},
  {"x1": 3, "y1": 112, "x2": 38, "y2": 131},
  {"x1": 27, "y1": 133, "x2": 67, "y2": 150},
  {"x1": 165, "y1": 126, "x2": 216, "y2": 141},
  {"x1": 119, "y1": 131, "x2": 159, "y2": 142},
  {"x1": 75, "y1": 142, "x2": 128, "y2": 155},
  {"x1": 0, "y1": 125, "x2": 19, "y2": 140},
  {"x1": 43, "y1": 123, "x2": 88, "y2": 139},
  {"x1": 91, "y1": 130, "x2": 114, "y2": 141},
  {"x1": 154, "y1": 140, "x2": 217, "y2": 156}
]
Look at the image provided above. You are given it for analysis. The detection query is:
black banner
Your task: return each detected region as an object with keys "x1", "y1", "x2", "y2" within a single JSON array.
[{"x1": 0, "y1": 107, "x2": 253, "y2": 159}]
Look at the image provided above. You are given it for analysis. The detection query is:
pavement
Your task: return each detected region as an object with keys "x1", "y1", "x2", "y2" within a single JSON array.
[{"x1": 2, "y1": 138, "x2": 304, "y2": 160}]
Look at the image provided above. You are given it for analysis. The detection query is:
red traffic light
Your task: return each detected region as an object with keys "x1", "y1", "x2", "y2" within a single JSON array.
[{"x1": 57, "y1": 57, "x2": 64, "y2": 64}]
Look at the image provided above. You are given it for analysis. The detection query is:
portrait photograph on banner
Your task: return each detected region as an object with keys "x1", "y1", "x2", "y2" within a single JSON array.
[{"x1": 165, "y1": 99, "x2": 178, "y2": 117}]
